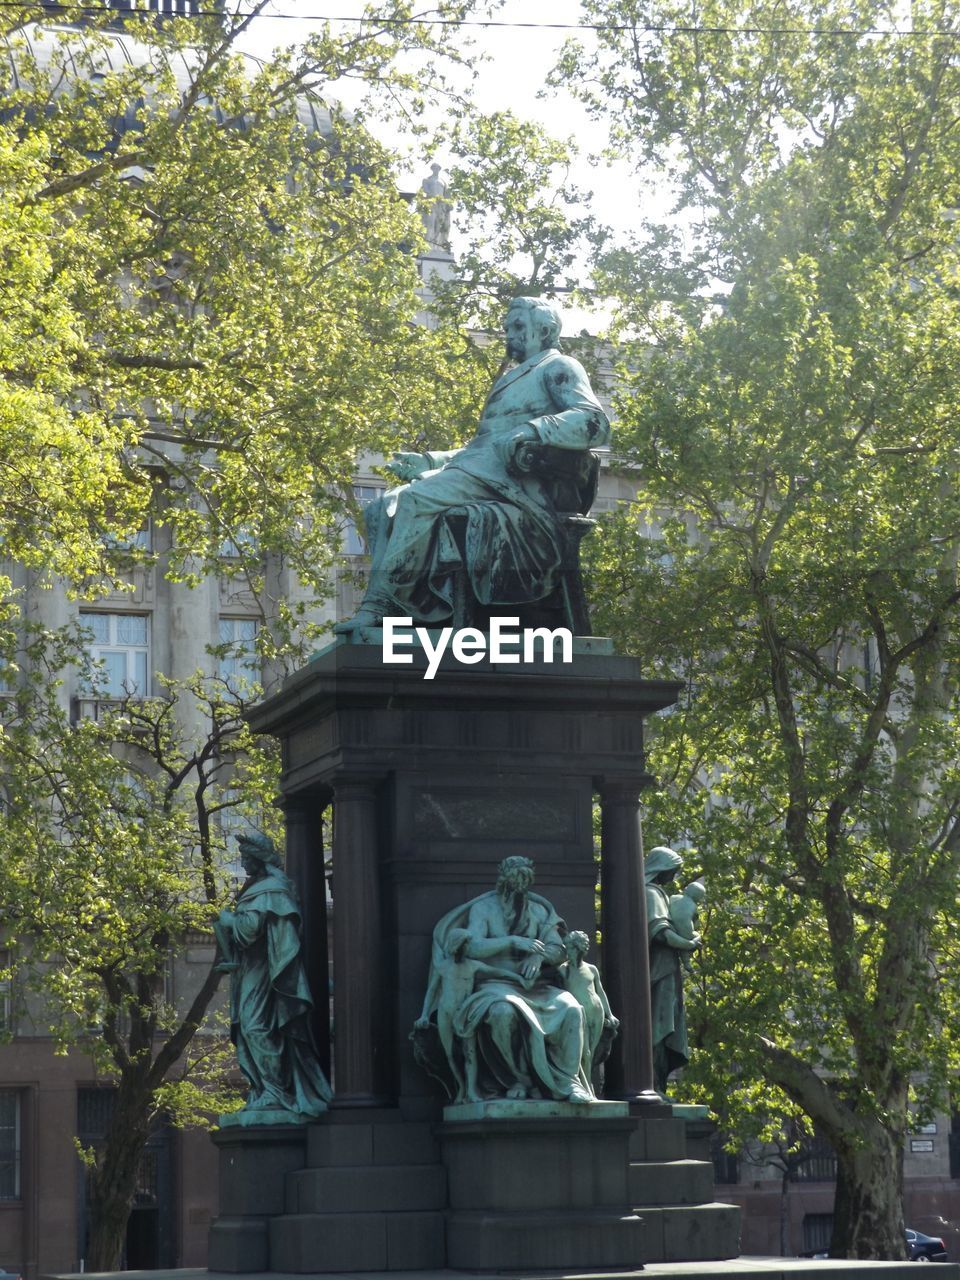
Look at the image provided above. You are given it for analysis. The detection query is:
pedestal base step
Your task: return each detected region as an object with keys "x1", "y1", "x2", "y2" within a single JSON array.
[
  {"x1": 446, "y1": 1207, "x2": 652, "y2": 1270},
  {"x1": 269, "y1": 1209, "x2": 445, "y2": 1273},
  {"x1": 208, "y1": 1216, "x2": 270, "y2": 1273},
  {"x1": 636, "y1": 1202, "x2": 743, "y2": 1262},
  {"x1": 629, "y1": 1115, "x2": 690, "y2": 1162},
  {"x1": 286, "y1": 1163, "x2": 446, "y2": 1213},
  {"x1": 630, "y1": 1158, "x2": 716, "y2": 1205}
]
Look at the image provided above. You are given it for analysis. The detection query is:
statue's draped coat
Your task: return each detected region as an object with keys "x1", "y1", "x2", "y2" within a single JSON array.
[
  {"x1": 229, "y1": 866, "x2": 331, "y2": 1116},
  {"x1": 364, "y1": 347, "x2": 610, "y2": 622}
]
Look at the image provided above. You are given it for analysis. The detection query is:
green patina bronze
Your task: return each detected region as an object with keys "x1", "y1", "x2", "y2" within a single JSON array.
[
  {"x1": 336, "y1": 297, "x2": 610, "y2": 631},
  {"x1": 644, "y1": 845, "x2": 703, "y2": 1096},
  {"x1": 412, "y1": 856, "x2": 616, "y2": 1106},
  {"x1": 562, "y1": 930, "x2": 619, "y2": 1093},
  {"x1": 215, "y1": 832, "x2": 331, "y2": 1127}
]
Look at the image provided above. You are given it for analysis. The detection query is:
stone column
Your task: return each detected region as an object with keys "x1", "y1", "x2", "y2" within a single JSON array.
[
  {"x1": 284, "y1": 791, "x2": 331, "y2": 1079},
  {"x1": 597, "y1": 776, "x2": 663, "y2": 1108},
  {"x1": 330, "y1": 775, "x2": 390, "y2": 1106}
]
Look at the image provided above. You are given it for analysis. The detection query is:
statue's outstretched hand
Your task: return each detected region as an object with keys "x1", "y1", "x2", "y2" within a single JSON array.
[{"x1": 384, "y1": 451, "x2": 430, "y2": 483}]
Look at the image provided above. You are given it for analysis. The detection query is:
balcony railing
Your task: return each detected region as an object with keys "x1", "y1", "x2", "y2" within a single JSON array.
[{"x1": 70, "y1": 695, "x2": 151, "y2": 733}]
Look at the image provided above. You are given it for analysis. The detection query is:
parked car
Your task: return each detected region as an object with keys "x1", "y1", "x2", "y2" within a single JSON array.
[
  {"x1": 907, "y1": 1229, "x2": 948, "y2": 1262},
  {"x1": 0, "y1": 1268, "x2": 22, "y2": 1280}
]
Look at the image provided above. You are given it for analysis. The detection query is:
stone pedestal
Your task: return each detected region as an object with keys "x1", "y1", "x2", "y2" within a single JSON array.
[
  {"x1": 442, "y1": 1107, "x2": 652, "y2": 1269},
  {"x1": 208, "y1": 642, "x2": 741, "y2": 1272},
  {"x1": 207, "y1": 1125, "x2": 307, "y2": 1272},
  {"x1": 627, "y1": 1110, "x2": 742, "y2": 1261},
  {"x1": 245, "y1": 642, "x2": 681, "y2": 1119},
  {"x1": 268, "y1": 1110, "x2": 446, "y2": 1273}
]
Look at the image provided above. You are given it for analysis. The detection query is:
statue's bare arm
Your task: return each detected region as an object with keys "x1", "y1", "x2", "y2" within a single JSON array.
[
  {"x1": 589, "y1": 963, "x2": 618, "y2": 1024},
  {"x1": 463, "y1": 901, "x2": 545, "y2": 963}
]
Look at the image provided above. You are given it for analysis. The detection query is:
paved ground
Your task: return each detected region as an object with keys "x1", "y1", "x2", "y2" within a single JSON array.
[{"x1": 43, "y1": 1260, "x2": 960, "y2": 1280}]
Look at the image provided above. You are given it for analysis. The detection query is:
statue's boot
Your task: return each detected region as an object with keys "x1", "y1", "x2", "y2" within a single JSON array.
[{"x1": 334, "y1": 606, "x2": 383, "y2": 634}]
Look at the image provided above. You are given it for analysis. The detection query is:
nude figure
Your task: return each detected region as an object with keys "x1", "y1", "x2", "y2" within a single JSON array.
[
  {"x1": 562, "y1": 930, "x2": 619, "y2": 1087},
  {"x1": 669, "y1": 880, "x2": 706, "y2": 973}
]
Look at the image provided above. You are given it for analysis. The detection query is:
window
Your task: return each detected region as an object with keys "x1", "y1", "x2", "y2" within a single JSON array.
[
  {"x1": 218, "y1": 618, "x2": 260, "y2": 693},
  {"x1": 218, "y1": 528, "x2": 258, "y2": 559},
  {"x1": 104, "y1": 522, "x2": 152, "y2": 554},
  {"x1": 82, "y1": 613, "x2": 150, "y2": 697},
  {"x1": 802, "y1": 1213, "x2": 834, "y2": 1256},
  {"x1": 0, "y1": 1091, "x2": 20, "y2": 1200},
  {"x1": 711, "y1": 1136, "x2": 740, "y2": 1185},
  {"x1": 343, "y1": 485, "x2": 384, "y2": 555},
  {"x1": 789, "y1": 1132, "x2": 838, "y2": 1182},
  {"x1": 0, "y1": 951, "x2": 12, "y2": 1034}
]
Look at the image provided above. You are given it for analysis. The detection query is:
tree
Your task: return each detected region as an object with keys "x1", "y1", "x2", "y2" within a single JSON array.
[
  {"x1": 0, "y1": 0, "x2": 487, "y2": 604},
  {"x1": 432, "y1": 110, "x2": 607, "y2": 326},
  {"x1": 0, "y1": 1, "x2": 491, "y2": 1266},
  {"x1": 419, "y1": 108, "x2": 611, "y2": 426},
  {"x1": 559, "y1": 0, "x2": 960, "y2": 1259},
  {"x1": 0, "y1": 621, "x2": 277, "y2": 1269}
]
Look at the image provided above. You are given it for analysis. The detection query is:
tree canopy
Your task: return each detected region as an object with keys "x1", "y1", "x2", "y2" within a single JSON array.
[
  {"x1": 0, "y1": 0, "x2": 489, "y2": 603},
  {"x1": 557, "y1": 0, "x2": 960, "y2": 1258}
]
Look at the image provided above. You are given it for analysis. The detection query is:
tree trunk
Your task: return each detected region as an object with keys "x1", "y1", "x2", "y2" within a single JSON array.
[
  {"x1": 86, "y1": 1087, "x2": 152, "y2": 1272},
  {"x1": 779, "y1": 1169, "x2": 790, "y2": 1257},
  {"x1": 830, "y1": 1120, "x2": 906, "y2": 1260}
]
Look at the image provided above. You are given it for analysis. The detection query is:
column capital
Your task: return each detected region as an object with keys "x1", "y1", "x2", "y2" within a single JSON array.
[
  {"x1": 595, "y1": 774, "x2": 656, "y2": 803},
  {"x1": 332, "y1": 773, "x2": 384, "y2": 801},
  {"x1": 281, "y1": 788, "x2": 331, "y2": 816}
]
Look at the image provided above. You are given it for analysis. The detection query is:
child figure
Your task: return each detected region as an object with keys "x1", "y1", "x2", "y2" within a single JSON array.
[
  {"x1": 668, "y1": 879, "x2": 706, "y2": 972},
  {"x1": 414, "y1": 927, "x2": 520, "y2": 1103},
  {"x1": 562, "y1": 930, "x2": 619, "y2": 1090}
]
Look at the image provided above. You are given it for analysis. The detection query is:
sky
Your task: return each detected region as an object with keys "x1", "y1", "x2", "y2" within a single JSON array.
[
  {"x1": 236, "y1": 0, "x2": 639, "y2": 328},
  {"x1": 239, "y1": 0, "x2": 601, "y2": 155}
]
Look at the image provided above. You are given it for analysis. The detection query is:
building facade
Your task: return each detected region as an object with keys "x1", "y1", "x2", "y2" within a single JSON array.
[{"x1": 714, "y1": 1116, "x2": 960, "y2": 1260}]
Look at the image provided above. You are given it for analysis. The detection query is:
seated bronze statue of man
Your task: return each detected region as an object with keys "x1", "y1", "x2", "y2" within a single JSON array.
[{"x1": 336, "y1": 296, "x2": 610, "y2": 633}]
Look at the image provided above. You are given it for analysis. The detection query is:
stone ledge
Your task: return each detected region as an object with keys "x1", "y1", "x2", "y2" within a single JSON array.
[{"x1": 443, "y1": 1098, "x2": 629, "y2": 1121}]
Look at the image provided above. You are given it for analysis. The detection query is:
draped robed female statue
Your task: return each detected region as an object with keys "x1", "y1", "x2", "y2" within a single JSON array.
[{"x1": 215, "y1": 832, "x2": 331, "y2": 1123}]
